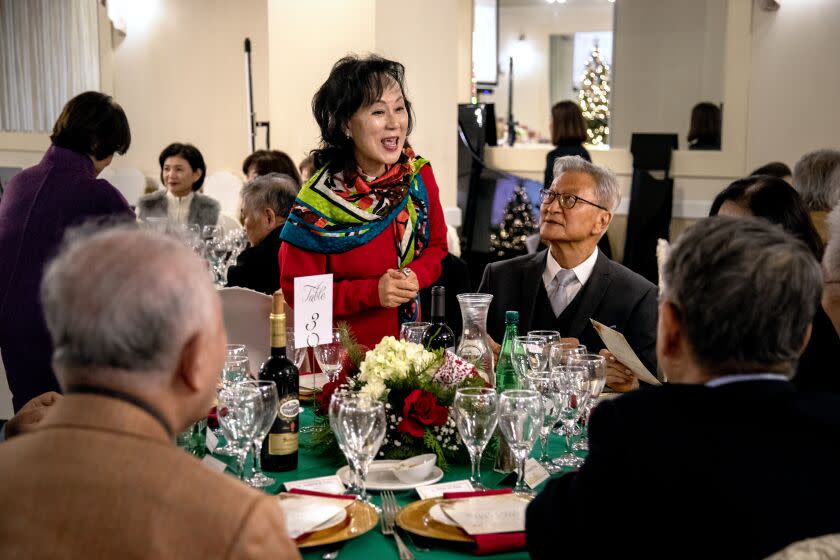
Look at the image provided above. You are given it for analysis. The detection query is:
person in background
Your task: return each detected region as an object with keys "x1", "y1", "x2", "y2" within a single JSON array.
[
  {"x1": 822, "y1": 206, "x2": 840, "y2": 337},
  {"x1": 0, "y1": 91, "x2": 134, "y2": 412},
  {"x1": 543, "y1": 100, "x2": 591, "y2": 191},
  {"x1": 226, "y1": 173, "x2": 299, "y2": 294},
  {"x1": 792, "y1": 148, "x2": 840, "y2": 242},
  {"x1": 279, "y1": 55, "x2": 447, "y2": 350},
  {"x1": 750, "y1": 161, "x2": 792, "y2": 183},
  {"x1": 299, "y1": 154, "x2": 316, "y2": 184},
  {"x1": 710, "y1": 175, "x2": 838, "y2": 392},
  {"x1": 480, "y1": 156, "x2": 657, "y2": 392},
  {"x1": 527, "y1": 217, "x2": 840, "y2": 559},
  {"x1": 137, "y1": 143, "x2": 219, "y2": 228},
  {"x1": 242, "y1": 149, "x2": 302, "y2": 186},
  {"x1": 687, "y1": 102, "x2": 722, "y2": 150},
  {"x1": 0, "y1": 227, "x2": 299, "y2": 559},
  {"x1": 0, "y1": 392, "x2": 61, "y2": 442}
]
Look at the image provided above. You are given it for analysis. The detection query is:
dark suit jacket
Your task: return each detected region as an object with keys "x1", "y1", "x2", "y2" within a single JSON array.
[
  {"x1": 0, "y1": 146, "x2": 134, "y2": 411},
  {"x1": 543, "y1": 143, "x2": 591, "y2": 190},
  {"x1": 478, "y1": 249, "x2": 658, "y2": 372},
  {"x1": 526, "y1": 379, "x2": 840, "y2": 559},
  {"x1": 225, "y1": 226, "x2": 283, "y2": 295},
  {"x1": 794, "y1": 305, "x2": 840, "y2": 393}
]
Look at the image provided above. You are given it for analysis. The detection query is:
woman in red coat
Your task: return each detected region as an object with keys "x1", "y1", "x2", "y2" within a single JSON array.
[{"x1": 279, "y1": 55, "x2": 447, "y2": 350}]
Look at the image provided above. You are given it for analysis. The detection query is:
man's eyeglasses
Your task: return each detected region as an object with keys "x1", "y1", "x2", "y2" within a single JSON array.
[{"x1": 539, "y1": 189, "x2": 608, "y2": 211}]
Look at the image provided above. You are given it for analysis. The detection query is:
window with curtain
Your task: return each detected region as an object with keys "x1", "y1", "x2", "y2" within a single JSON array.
[{"x1": 0, "y1": 0, "x2": 100, "y2": 133}]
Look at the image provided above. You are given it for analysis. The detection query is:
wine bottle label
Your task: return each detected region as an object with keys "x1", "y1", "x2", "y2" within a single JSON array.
[
  {"x1": 277, "y1": 395, "x2": 300, "y2": 421},
  {"x1": 268, "y1": 433, "x2": 299, "y2": 455}
]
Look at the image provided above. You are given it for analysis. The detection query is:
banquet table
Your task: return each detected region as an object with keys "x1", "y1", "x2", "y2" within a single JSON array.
[{"x1": 210, "y1": 405, "x2": 578, "y2": 560}]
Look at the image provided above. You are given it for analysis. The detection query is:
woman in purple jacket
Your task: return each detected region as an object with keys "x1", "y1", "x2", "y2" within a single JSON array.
[{"x1": 0, "y1": 91, "x2": 134, "y2": 411}]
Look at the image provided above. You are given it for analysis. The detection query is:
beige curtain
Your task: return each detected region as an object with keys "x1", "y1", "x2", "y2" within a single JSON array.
[{"x1": 0, "y1": 0, "x2": 100, "y2": 133}]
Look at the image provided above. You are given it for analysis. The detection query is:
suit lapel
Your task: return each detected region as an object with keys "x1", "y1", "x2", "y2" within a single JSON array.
[
  {"x1": 520, "y1": 250, "x2": 548, "y2": 332},
  {"x1": 566, "y1": 251, "x2": 612, "y2": 337}
]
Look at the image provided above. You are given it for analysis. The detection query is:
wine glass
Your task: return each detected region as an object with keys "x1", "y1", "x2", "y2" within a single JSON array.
[
  {"x1": 568, "y1": 354, "x2": 607, "y2": 453},
  {"x1": 335, "y1": 394, "x2": 386, "y2": 503},
  {"x1": 550, "y1": 342, "x2": 587, "y2": 368},
  {"x1": 285, "y1": 328, "x2": 307, "y2": 370},
  {"x1": 453, "y1": 387, "x2": 499, "y2": 490},
  {"x1": 497, "y1": 389, "x2": 543, "y2": 495},
  {"x1": 512, "y1": 335, "x2": 549, "y2": 378},
  {"x1": 217, "y1": 384, "x2": 261, "y2": 481},
  {"x1": 214, "y1": 351, "x2": 250, "y2": 456},
  {"x1": 241, "y1": 380, "x2": 278, "y2": 488},
  {"x1": 207, "y1": 237, "x2": 230, "y2": 285},
  {"x1": 399, "y1": 321, "x2": 431, "y2": 344},
  {"x1": 329, "y1": 388, "x2": 361, "y2": 496},
  {"x1": 552, "y1": 365, "x2": 591, "y2": 469},
  {"x1": 528, "y1": 330, "x2": 560, "y2": 370},
  {"x1": 315, "y1": 328, "x2": 343, "y2": 382},
  {"x1": 523, "y1": 369, "x2": 563, "y2": 472}
]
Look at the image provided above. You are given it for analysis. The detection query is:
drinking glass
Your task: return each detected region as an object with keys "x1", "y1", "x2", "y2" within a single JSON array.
[
  {"x1": 285, "y1": 328, "x2": 307, "y2": 370},
  {"x1": 207, "y1": 237, "x2": 230, "y2": 285},
  {"x1": 523, "y1": 370, "x2": 563, "y2": 472},
  {"x1": 568, "y1": 354, "x2": 607, "y2": 452},
  {"x1": 552, "y1": 365, "x2": 591, "y2": 469},
  {"x1": 143, "y1": 216, "x2": 169, "y2": 233},
  {"x1": 241, "y1": 380, "x2": 278, "y2": 488},
  {"x1": 399, "y1": 321, "x2": 431, "y2": 344},
  {"x1": 528, "y1": 330, "x2": 560, "y2": 370},
  {"x1": 217, "y1": 384, "x2": 261, "y2": 480},
  {"x1": 214, "y1": 351, "x2": 251, "y2": 456},
  {"x1": 453, "y1": 387, "x2": 499, "y2": 489},
  {"x1": 497, "y1": 389, "x2": 543, "y2": 495},
  {"x1": 335, "y1": 395, "x2": 386, "y2": 502},
  {"x1": 549, "y1": 342, "x2": 587, "y2": 368},
  {"x1": 315, "y1": 328, "x2": 343, "y2": 382},
  {"x1": 329, "y1": 388, "x2": 361, "y2": 496},
  {"x1": 512, "y1": 335, "x2": 549, "y2": 378}
]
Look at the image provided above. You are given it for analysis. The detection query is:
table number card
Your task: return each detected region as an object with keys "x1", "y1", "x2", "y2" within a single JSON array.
[
  {"x1": 205, "y1": 428, "x2": 219, "y2": 454},
  {"x1": 416, "y1": 480, "x2": 475, "y2": 500},
  {"x1": 523, "y1": 458, "x2": 551, "y2": 489},
  {"x1": 293, "y1": 274, "x2": 333, "y2": 347}
]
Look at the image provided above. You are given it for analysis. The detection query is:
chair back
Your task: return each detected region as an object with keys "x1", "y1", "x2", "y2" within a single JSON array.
[
  {"x1": 99, "y1": 167, "x2": 146, "y2": 206},
  {"x1": 765, "y1": 534, "x2": 840, "y2": 559},
  {"x1": 218, "y1": 287, "x2": 271, "y2": 376},
  {"x1": 203, "y1": 171, "x2": 242, "y2": 219}
]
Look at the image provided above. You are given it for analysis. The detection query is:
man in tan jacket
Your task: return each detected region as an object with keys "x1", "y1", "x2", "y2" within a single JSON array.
[{"x1": 0, "y1": 226, "x2": 300, "y2": 560}]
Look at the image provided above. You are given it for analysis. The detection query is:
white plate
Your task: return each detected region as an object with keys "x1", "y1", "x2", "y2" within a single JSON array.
[
  {"x1": 311, "y1": 508, "x2": 348, "y2": 532},
  {"x1": 337, "y1": 460, "x2": 444, "y2": 491}
]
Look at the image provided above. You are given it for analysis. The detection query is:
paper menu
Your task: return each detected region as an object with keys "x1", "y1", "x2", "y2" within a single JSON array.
[
  {"x1": 439, "y1": 494, "x2": 528, "y2": 535},
  {"x1": 283, "y1": 475, "x2": 346, "y2": 495},
  {"x1": 277, "y1": 493, "x2": 350, "y2": 539},
  {"x1": 293, "y1": 274, "x2": 333, "y2": 348},
  {"x1": 590, "y1": 320, "x2": 661, "y2": 385}
]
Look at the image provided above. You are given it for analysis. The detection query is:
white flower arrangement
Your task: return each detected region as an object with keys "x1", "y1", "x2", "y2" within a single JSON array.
[{"x1": 357, "y1": 336, "x2": 437, "y2": 399}]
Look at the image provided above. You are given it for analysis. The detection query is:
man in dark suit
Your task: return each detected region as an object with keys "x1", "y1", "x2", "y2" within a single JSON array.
[
  {"x1": 480, "y1": 156, "x2": 656, "y2": 391},
  {"x1": 526, "y1": 217, "x2": 840, "y2": 559},
  {"x1": 226, "y1": 172, "x2": 298, "y2": 295}
]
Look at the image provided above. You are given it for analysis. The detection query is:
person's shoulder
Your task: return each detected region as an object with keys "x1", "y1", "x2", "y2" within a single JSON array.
[
  {"x1": 598, "y1": 253, "x2": 657, "y2": 292},
  {"x1": 488, "y1": 250, "x2": 545, "y2": 273},
  {"x1": 195, "y1": 192, "x2": 221, "y2": 210}
]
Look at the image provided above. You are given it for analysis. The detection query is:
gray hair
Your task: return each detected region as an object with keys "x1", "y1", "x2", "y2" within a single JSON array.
[
  {"x1": 241, "y1": 172, "x2": 299, "y2": 218},
  {"x1": 662, "y1": 216, "x2": 822, "y2": 375},
  {"x1": 824, "y1": 205, "x2": 840, "y2": 282},
  {"x1": 552, "y1": 156, "x2": 621, "y2": 212},
  {"x1": 41, "y1": 226, "x2": 217, "y2": 375},
  {"x1": 792, "y1": 149, "x2": 840, "y2": 211}
]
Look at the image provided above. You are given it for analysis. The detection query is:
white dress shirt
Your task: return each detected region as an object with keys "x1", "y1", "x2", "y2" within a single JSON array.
[
  {"x1": 542, "y1": 246, "x2": 599, "y2": 304},
  {"x1": 166, "y1": 190, "x2": 194, "y2": 226}
]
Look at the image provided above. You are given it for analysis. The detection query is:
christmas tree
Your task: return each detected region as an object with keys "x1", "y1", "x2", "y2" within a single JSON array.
[
  {"x1": 490, "y1": 185, "x2": 536, "y2": 258},
  {"x1": 578, "y1": 42, "x2": 611, "y2": 146}
]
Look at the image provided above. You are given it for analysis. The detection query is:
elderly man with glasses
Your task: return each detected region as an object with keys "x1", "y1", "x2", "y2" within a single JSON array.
[{"x1": 479, "y1": 156, "x2": 657, "y2": 391}]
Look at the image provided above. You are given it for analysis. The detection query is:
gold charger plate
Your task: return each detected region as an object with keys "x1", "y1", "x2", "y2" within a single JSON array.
[
  {"x1": 295, "y1": 500, "x2": 379, "y2": 548},
  {"x1": 395, "y1": 498, "x2": 474, "y2": 544}
]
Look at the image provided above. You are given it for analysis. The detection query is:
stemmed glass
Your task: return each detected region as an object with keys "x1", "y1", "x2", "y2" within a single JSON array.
[
  {"x1": 217, "y1": 383, "x2": 261, "y2": 481},
  {"x1": 550, "y1": 342, "x2": 587, "y2": 368},
  {"x1": 528, "y1": 330, "x2": 560, "y2": 371},
  {"x1": 552, "y1": 365, "x2": 591, "y2": 469},
  {"x1": 329, "y1": 388, "x2": 361, "y2": 496},
  {"x1": 568, "y1": 354, "x2": 607, "y2": 453},
  {"x1": 399, "y1": 322, "x2": 431, "y2": 344},
  {"x1": 497, "y1": 389, "x2": 543, "y2": 495},
  {"x1": 241, "y1": 380, "x2": 278, "y2": 488},
  {"x1": 512, "y1": 335, "x2": 549, "y2": 379},
  {"x1": 523, "y1": 370, "x2": 563, "y2": 473},
  {"x1": 315, "y1": 328, "x2": 343, "y2": 382},
  {"x1": 453, "y1": 387, "x2": 499, "y2": 490},
  {"x1": 207, "y1": 236, "x2": 230, "y2": 285},
  {"x1": 335, "y1": 394, "x2": 386, "y2": 503},
  {"x1": 214, "y1": 349, "x2": 251, "y2": 456},
  {"x1": 285, "y1": 328, "x2": 307, "y2": 370}
]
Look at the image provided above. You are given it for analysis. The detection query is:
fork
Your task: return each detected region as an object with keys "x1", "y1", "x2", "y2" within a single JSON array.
[{"x1": 380, "y1": 491, "x2": 415, "y2": 560}]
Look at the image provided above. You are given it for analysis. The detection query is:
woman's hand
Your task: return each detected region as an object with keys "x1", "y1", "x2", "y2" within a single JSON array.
[
  {"x1": 378, "y1": 268, "x2": 419, "y2": 308},
  {"x1": 599, "y1": 349, "x2": 639, "y2": 393}
]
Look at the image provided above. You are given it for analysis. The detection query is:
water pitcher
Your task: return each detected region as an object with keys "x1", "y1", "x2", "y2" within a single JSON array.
[{"x1": 456, "y1": 293, "x2": 495, "y2": 385}]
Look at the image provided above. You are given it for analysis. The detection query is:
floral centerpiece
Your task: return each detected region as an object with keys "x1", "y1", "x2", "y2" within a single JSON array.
[{"x1": 312, "y1": 329, "x2": 487, "y2": 469}]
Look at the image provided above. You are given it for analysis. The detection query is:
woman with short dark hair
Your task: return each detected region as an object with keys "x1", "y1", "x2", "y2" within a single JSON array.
[
  {"x1": 137, "y1": 142, "x2": 219, "y2": 227},
  {"x1": 0, "y1": 91, "x2": 135, "y2": 411},
  {"x1": 687, "y1": 102, "x2": 722, "y2": 150},
  {"x1": 543, "y1": 100, "x2": 591, "y2": 191},
  {"x1": 279, "y1": 54, "x2": 448, "y2": 349},
  {"x1": 242, "y1": 150, "x2": 301, "y2": 185}
]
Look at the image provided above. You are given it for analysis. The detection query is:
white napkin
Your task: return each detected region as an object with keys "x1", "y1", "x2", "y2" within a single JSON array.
[
  {"x1": 277, "y1": 493, "x2": 350, "y2": 539},
  {"x1": 439, "y1": 494, "x2": 528, "y2": 535}
]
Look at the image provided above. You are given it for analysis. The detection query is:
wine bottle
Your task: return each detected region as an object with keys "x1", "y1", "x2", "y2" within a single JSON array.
[
  {"x1": 259, "y1": 289, "x2": 299, "y2": 472},
  {"x1": 494, "y1": 310, "x2": 519, "y2": 473},
  {"x1": 422, "y1": 286, "x2": 456, "y2": 351}
]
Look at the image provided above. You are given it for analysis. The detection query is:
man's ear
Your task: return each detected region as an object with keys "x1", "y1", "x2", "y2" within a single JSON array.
[
  {"x1": 174, "y1": 333, "x2": 203, "y2": 392},
  {"x1": 593, "y1": 211, "x2": 612, "y2": 236},
  {"x1": 658, "y1": 301, "x2": 683, "y2": 359},
  {"x1": 264, "y1": 207, "x2": 277, "y2": 227},
  {"x1": 798, "y1": 323, "x2": 813, "y2": 356}
]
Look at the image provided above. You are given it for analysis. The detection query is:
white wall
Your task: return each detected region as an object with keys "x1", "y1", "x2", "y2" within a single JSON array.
[
  {"x1": 746, "y1": 0, "x2": 840, "y2": 170},
  {"x1": 487, "y1": 4, "x2": 613, "y2": 139}
]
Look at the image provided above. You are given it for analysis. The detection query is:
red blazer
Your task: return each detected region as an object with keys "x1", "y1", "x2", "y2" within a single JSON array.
[{"x1": 279, "y1": 164, "x2": 448, "y2": 350}]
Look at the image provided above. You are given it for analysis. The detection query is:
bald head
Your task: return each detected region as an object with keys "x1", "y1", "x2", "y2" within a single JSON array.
[{"x1": 41, "y1": 227, "x2": 218, "y2": 378}]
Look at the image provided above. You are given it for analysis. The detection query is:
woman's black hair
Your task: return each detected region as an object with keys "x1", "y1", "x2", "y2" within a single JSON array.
[
  {"x1": 158, "y1": 143, "x2": 206, "y2": 191},
  {"x1": 310, "y1": 54, "x2": 414, "y2": 175},
  {"x1": 749, "y1": 161, "x2": 792, "y2": 179},
  {"x1": 709, "y1": 175, "x2": 825, "y2": 259},
  {"x1": 688, "y1": 102, "x2": 722, "y2": 148},
  {"x1": 50, "y1": 91, "x2": 131, "y2": 160},
  {"x1": 242, "y1": 150, "x2": 301, "y2": 185}
]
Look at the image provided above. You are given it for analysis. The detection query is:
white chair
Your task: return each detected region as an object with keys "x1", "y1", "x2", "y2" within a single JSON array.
[
  {"x1": 218, "y1": 287, "x2": 272, "y2": 376},
  {"x1": 99, "y1": 167, "x2": 146, "y2": 207},
  {"x1": 217, "y1": 213, "x2": 243, "y2": 236},
  {"x1": 202, "y1": 171, "x2": 243, "y2": 220}
]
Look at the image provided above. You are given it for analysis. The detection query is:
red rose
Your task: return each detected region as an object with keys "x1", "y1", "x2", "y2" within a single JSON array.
[
  {"x1": 398, "y1": 389, "x2": 449, "y2": 438},
  {"x1": 315, "y1": 373, "x2": 347, "y2": 417}
]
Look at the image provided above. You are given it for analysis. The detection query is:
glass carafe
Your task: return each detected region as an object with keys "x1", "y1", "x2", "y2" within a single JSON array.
[{"x1": 456, "y1": 294, "x2": 495, "y2": 385}]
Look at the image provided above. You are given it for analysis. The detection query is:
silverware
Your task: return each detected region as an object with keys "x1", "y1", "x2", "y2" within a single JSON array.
[
  {"x1": 321, "y1": 541, "x2": 344, "y2": 560},
  {"x1": 380, "y1": 491, "x2": 414, "y2": 560}
]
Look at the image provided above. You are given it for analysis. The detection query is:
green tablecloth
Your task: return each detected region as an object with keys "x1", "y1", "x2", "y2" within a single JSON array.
[{"x1": 212, "y1": 406, "x2": 577, "y2": 560}]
